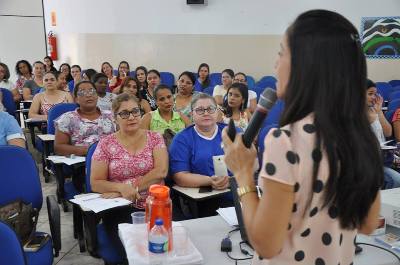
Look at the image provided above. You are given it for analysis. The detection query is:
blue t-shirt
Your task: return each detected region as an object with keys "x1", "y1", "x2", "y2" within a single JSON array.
[
  {"x1": 193, "y1": 79, "x2": 215, "y2": 93},
  {"x1": 169, "y1": 123, "x2": 235, "y2": 176},
  {"x1": 68, "y1": 80, "x2": 75, "y2": 93},
  {"x1": 0, "y1": 112, "x2": 25, "y2": 145}
]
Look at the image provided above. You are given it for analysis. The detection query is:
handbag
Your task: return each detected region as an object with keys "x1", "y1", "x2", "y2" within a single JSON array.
[{"x1": 0, "y1": 199, "x2": 39, "y2": 244}]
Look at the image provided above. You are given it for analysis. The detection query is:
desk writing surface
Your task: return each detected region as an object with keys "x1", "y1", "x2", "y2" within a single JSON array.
[
  {"x1": 37, "y1": 134, "x2": 55, "y2": 141},
  {"x1": 172, "y1": 185, "x2": 230, "y2": 200},
  {"x1": 180, "y1": 216, "x2": 399, "y2": 265}
]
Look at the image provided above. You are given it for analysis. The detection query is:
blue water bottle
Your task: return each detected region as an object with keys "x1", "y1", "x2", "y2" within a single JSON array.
[{"x1": 148, "y1": 218, "x2": 168, "y2": 265}]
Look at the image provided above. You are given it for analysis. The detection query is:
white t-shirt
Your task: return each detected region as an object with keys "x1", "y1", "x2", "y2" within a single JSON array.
[
  {"x1": 0, "y1": 80, "x2": 15, "y2": 90},
  {"x1": 248, "y1": 90, "x2": 257, "y2": 107},
  {"x1": 97, "y1": 92, "x2": 116, "y2": 112},
  {"x1": 212, "y1": 85, "x2": 226, "y2": 97}
]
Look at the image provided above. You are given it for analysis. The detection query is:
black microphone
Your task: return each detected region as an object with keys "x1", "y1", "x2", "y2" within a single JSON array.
[{"x1": 228, "y1": 88, "x2": 277, "y2": 148}]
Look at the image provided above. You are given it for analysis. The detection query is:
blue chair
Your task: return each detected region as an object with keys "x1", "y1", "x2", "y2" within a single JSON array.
[
  {"x1": 388, "y1": 99, "x2": 400, "y2": 113},
  {"x1": 389, "y1": 80, "x2": 400, "y2": 88},
  {"x1": 376, "y1": 82, "x2": 393, "y2": 101},
  {"x1": 210, "y1": 73, "x2": 222, "y2": 85},
  {"x1": 129, "y1": 71, "x2": 136, "y2": 78},
  {"x1": 0, "y1": 146, "x2": 61, "y2": 265},
  {"x1": 160, "y1": 72, "x2": 175, "y2": 87},
  {"x1": 246, "y1": 75, "x2": 256, "y2": 90},
  {"x1": 262, "y1": 99, "x2": 284, "y2": 128},
  {"x1": 1, "y1": 88, "x2": 17, "y2": 117},
  {"x1": 81, "y1": 142, "x2": 124, "y2": 264},
  {"x1": 389, "y1": 89, "x2": 400, "y2": 101},
  {"x1": 35, "y1": 103, "x2": 78, "y2": 183},
  {"x1": 256, "y1": 76, "x2": 277, "y2": 89},
  {"x1": 0, "y1": 221, "x2": 27, "y2": 265}
]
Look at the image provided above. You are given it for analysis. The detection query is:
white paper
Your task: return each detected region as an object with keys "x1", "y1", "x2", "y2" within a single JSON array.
[
  {"x1": 25, "y1": 118, "x2": 47, "y2": 123},
  {"x1": 47, "y1": 155, "x2": 86, "y2": 165},
  {"x1": 118, "y1": 222, "x2": 203, "y2": 265},
  {"x1": 217, "y1": 207, "x2": 238, "y2": 226},
  {"x1": 70, "y1": 193, "x2": 131, "y2": 213}
]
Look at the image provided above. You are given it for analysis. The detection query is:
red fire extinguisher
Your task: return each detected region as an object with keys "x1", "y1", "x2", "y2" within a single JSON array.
[{"x1": 47, "y1": 31, "x2": 58, "y2": 61}]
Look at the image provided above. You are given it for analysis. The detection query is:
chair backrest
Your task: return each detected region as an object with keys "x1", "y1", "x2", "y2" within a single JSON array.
[
  {"x1": 47, "y1": 103, "x2": 78, "y2": 134},
  {"x1": 0, "y1": 146, "x2": 43, "y2": 210},
  {"x1": 210, "y1": 73, "x2": 222, "y2": 86},
  {"x1": 256, "y1": 76, "x2": 277, "y2": 89},
  {"x1": 0, "y1": 221, "x2": 26, "y2": 265},
  {"x1": 85, "y1": 142, "x2": 98, "y2": 192},
  {"x1": 246, "y1": 75, "x2": 256, "y2": 90},
  {"x1": 263, "y1": 99, "x2": 285, "y2": 128},
  {"x1": 1, "y1": 88, "x2": 16, "y2": 116},
  {"x1": 388, "y1": 98, "x2": 400, "y2": 112},
  {"x1": 376, "y1": 82, "x2": 393, "y2": 101},
  {"x1": 389, "y1": 89, "x2": 400, "y2": 101},
  {"x1": 160, "y1": 72, "x2": 175, "y2": 87},
  {"x1": 385, "y1": 109, "x2": 396, "y2": 122},
  {"x1": 389, "y1": 80, "x2": 400, "y2": 88}
]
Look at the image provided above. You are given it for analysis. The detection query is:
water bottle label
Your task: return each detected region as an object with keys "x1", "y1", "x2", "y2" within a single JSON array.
[{"x1": 149, "y1": 241, "x2": 168, "y2": 253}]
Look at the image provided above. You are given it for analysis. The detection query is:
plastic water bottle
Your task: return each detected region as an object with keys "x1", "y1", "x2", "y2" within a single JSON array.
[{"x1": 148, "y1": 218, "x2": 168, "y2": 265}]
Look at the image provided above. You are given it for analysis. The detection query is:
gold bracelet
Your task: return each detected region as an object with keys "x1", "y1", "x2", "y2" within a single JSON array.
[{"x1": 237, "y1": 185, "x2": 257, "y2": 200}]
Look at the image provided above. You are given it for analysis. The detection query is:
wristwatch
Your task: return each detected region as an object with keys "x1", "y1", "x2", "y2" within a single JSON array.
[{"x1": 237, "y1": 185, "x2": 257, "y2": 199}]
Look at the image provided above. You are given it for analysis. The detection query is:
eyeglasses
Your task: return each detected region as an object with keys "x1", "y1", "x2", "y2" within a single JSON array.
[
  {"x1": 193, "y1": 106, "x2": 217, "y2": 115},
  {"x1": 117, "y1": 108, "x2": 141, "y2": 119},
  {"x1": 77, "y1": 88, "x2": 97, "y2": 97}
]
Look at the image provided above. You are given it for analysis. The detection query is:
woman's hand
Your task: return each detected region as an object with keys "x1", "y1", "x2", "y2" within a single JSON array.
[
  {"x1": 118, "y1": 184, "x2": 140, "y2": 202},
  {"x1": 221, "y1": 128, "x2": 257, "y2": 185},
  {"x1": 210, "y1": 175, "x2": 229, "y2": 190},
  {"x1": 374, "y1": 94, "x2": 383, "y2": 113},
  {"x1": 101, "y1": 192, "x2": 121, "y2": 199}
]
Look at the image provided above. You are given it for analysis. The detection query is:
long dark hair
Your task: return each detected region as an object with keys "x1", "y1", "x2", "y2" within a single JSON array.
[
  {"x1": 59, "y1": 63, "x2": 73, "y2": 82},
  {"x1": 15, "y1": 60, "x2": 32, "y2": 76},
  {"x1": 224, "y1": 83, "x2": 248, "y2": 117},
  {"x1": 197, "y1": 63, "x2": 210, "y2": 88},
  {"x1": 280, "y1": 10, "x2": 383, "y2": 229},
  {"x1": 135, "y1": 66, "x2": 148, "y2": 88},
  {"x1": 120, "y1": 77, "x2": 142, "y2": 100}
]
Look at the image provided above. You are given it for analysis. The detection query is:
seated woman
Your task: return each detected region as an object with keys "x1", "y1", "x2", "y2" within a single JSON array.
[
  {"x1": 119, "y1": 77, "x2": 151, "y2": 115},
  {"x1": 141, "y1": 85, "x2": 190, "y2": 134},
  {"x1": 54, "y1": 81, "x2": 115, "y2": 156},
  {"x1": 28, "y1": 71, "x2": 73, "y2": 121},
  {"x1": 366, "y1": 79, "x2": 400, "y2": 188},
  {"x1": 57, "y1": 71, "x2": 70, "y2": 92},
  {"x1": 233, "y1": 72, "x2": 257, "y2": 113},
  {"x1": 109, "y1": 61, "x2": 129, "y2": 93},
  {"x1": 82, "y1": 69, "x2": 97, "y2": 81},
  {"x1": 174, "y1": 71, "x2": 197, "y2": 119},
  {"x1": 101, "y1": 62, "x2": 114, "y2": 82},
  {"x1": 141, "y1": 69, "x2": 161, "y2": 110},
  {"x1": 59, "y1": 63, "x2": 73, "y2": 82},
  {"x1": 13, "y1": 60, "x2": 33, "y2": 102},
  {"x1": 22, "y1": 61, "x2": 45, "y2": 100},
  {"x1": 91, "y1": 93, "x2": 168, "y2": 259},
  {"x1": 0, "y1": 111, "x2": 26, "y2": 147},
  {"x1": 0, "y1": 63, "x2": 15, "y2": 91},
  {"x1": 213, "y1": 69, "x2": 234, "y2": 106},
  {"x1": 68, "y1": 65, "x2": 82, "y2": 92},
  {"x1": 194, "y1": 63, "x2": 213, "y2": 93},
  {"x1": 222, "y1": 83, "x2": 251, "y2": 130},
  {"x1": 169, "y1": 93, "x2": 233, "y2": 217},
  {"x1": 92, "y1": 73, "x2": 115, "y2": 112},
  {"x1": 43, "y1": 56, "x2": 57, "y2": 72},
  {"x1": 135, "y1": 66, "x2": 148, "y2": 91}
]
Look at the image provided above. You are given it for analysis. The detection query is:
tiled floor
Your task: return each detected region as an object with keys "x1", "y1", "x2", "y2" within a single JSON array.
[{"x1": 28, "y1": 133, "x2": 104, "y2": 265}]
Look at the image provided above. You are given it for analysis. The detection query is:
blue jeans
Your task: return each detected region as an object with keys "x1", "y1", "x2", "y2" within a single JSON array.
[{"x1": 383, "y1": 167, "x2": 400, "y2": 189}]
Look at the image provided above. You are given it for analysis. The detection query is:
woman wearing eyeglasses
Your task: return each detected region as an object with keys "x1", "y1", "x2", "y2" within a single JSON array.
[
  {"x1": 54, "y1": 81, "x2": 115, "y2": 156},
  {"x1": 169, "y1": 93, "x2": 234, "y2": 217},
  {"x1": 90, "y1": 93, "x2": 168, "y2": 261},
  {"x1": 141, "y1": 84, "x2": 190, "y2": 134}
]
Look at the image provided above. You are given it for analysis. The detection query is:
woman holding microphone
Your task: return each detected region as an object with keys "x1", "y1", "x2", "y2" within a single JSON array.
[{"x1": 222, "y1": 10, "x2": 382, "y2": 265}]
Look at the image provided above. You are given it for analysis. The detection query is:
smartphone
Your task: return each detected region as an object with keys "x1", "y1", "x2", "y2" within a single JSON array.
[
  {"x1": 199, "y1": 186, "x2": 213, "y2": 193},
  {"x1": 24, "y1": 234, "x2": 49, "y2": 252},
  {"x1": 213, "y1": 155, "x2": 228, "y2": 177}
]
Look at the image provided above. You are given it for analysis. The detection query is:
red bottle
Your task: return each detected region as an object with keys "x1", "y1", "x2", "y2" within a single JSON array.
[{"x1": 145, "y1": 185, "x2": 172, "y2": 251}]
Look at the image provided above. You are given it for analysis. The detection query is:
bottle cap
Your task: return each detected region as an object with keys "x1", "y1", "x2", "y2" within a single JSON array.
[
  {"x1": 155, "y1": 218, "x2": 163, "y2": 226},
  {"x1": 149, "y1": 185, "x2": 170, "y2": 199}
]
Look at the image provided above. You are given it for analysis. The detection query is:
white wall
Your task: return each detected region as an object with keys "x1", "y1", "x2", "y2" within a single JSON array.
[
  {"x1": 42, "y1": 0, "x2": 400, "y2": 81},
  {"x1": 43, "y1": 0, "x2": 400, "y2": 35},
  {"x1": 0, "y1": 0, "x2": 47, "y2": 81}
]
